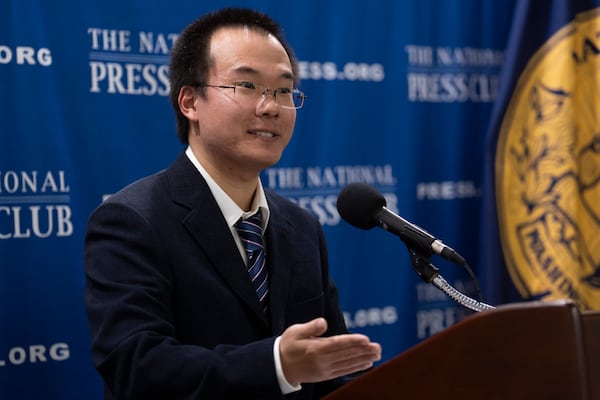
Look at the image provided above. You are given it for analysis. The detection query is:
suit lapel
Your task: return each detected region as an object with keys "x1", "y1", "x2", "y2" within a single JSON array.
[
  {"x1": 264, "y1": 194, "x2": 295, "y2": 335},
  {"x1": 166, "y1": 152, "x2": 270, "y2": 326}
]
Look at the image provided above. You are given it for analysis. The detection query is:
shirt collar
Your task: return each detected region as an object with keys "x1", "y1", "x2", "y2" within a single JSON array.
[{"x1": 185, "y1": 146, "x2": 270, "y2": 229}]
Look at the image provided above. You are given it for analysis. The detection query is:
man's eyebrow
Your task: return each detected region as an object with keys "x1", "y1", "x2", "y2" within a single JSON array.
[
  {"x1": 281, "y1": 71, "x2": 294, "y2": 81},
  {"x1": 232, "y1": 65, "x2": 258, "y2": 75},
  {"x1": 232, "y1": 65, "x2": 294, "y2": 81}
]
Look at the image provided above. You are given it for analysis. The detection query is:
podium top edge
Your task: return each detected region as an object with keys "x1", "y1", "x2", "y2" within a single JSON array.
[{"x1": 493, "y1": 299, "x2": 577, "y2": 311}]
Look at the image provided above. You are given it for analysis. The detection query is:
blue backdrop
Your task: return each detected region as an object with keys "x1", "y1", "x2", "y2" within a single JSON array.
[{"x1": 0, "y1": 0, "x2": 556, "y2": 398}]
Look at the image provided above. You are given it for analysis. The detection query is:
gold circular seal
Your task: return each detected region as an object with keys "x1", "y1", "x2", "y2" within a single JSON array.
[{"x1": 496, "y1": 8, "x2": 600, "y2": 310}]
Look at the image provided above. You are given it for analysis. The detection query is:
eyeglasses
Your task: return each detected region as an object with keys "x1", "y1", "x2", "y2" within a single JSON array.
[{"x1": 194, "y1": 81, "x2": 306, "y2": 109}]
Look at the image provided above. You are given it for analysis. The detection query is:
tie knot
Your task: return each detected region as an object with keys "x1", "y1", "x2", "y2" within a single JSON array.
[{"x1": 236, "y1": 212, "x2": 264, "y2": 253}]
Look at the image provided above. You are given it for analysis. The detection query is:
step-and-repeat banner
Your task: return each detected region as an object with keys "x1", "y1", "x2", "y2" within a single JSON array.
[{"x1": 5, "y1": 0, "x2": 599, "y2": 398}]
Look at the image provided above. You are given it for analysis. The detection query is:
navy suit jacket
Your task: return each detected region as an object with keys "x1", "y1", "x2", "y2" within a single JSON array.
[{"x1": 84, "y1": 152, "x2": 348, "y2": 400}]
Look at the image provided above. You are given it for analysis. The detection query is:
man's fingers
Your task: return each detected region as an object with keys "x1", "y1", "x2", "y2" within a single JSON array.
[
  {"x1": 324, "y1": 341, "x2": 381, "y2": 364},
  {"x1": 285, "y1": 317, "x2": 328, "y2": 340},
  {"x1": 329, "y1": 344, "x2": 381, "y2": 367},
  {"x1": 316, "y1": 333, "x2": 377, "y2": 354},
  {"x1": 324, "y1": 343, "x2": 381, "y2": 378}
]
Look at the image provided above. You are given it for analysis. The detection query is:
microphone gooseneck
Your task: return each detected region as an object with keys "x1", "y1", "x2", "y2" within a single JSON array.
[{"x1": 336, "y1": 182, "x2": 492, "y2": 311}]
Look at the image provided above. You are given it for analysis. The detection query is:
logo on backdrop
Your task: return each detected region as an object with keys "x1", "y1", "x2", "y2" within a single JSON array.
[
  {"x1": 0, "y1": 342, "x2": 69, "y2": 368},
  {"x1": 0, "y1": 44, "x2": 52, "y2": 67},
  {"x1": 87, "y1": 28, "x2": 174, "y2": 96},
  {"x1": 86, "y1": 27, "x2": 385, "y2": 95},
  {"x1": 0, "y1": 170, "x2": 73, "y2": 239},
  {"x1": 298, "y1": 61, "x2": 384, "y2": 82},
  {"x1": 264, "y1": 164, "x2": 397, "y2": 225},
  {"x1": 496, "y1": 8, "x2": 600, "y2": 310},
  {"x1": 343, "y1": 306, "x2": 397, "y2": 329},
  {"x1": 404, "y1": 44, "x2": 503, "y2": 103}
]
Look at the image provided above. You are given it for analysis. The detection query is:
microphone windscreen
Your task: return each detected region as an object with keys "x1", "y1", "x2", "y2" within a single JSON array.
[{"x1": 336, "y1": 183, "x2": 387, "y2": 230}]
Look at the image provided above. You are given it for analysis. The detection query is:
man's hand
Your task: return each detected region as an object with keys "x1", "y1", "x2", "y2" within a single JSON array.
[{"x1": 279, "y1": 317, "x2": 382, "y2": 386}]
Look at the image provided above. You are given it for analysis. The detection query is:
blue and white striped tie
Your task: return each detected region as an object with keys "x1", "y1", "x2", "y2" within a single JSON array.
[{"x1": 236, "y1": 212, "x2": 269, "y2": 313}]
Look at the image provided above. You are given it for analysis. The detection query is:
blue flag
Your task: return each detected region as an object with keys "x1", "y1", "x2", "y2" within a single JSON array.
[{"x1": 480, "y1": 0, "x2": 600, "y2": 309}]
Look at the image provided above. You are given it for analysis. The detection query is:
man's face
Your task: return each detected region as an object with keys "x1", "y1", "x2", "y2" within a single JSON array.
[{"x1": 188, "y1": 26, "x2": 297, "y2": 180}]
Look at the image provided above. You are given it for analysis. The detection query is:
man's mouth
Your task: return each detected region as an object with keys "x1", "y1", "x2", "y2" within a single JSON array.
[{"x1": 250, "y1": 130, "x2": 277, "y2": 138}]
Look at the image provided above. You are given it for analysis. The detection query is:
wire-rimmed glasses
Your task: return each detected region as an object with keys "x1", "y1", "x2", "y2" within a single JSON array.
[{"x1": 195, "y1": 81, "x2": 306, "y2": 109}]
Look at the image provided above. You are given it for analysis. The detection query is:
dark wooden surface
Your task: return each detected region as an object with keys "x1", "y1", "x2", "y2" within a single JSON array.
[{"x1": 324, "y1": 300, "x2": 593, "y2": 400}]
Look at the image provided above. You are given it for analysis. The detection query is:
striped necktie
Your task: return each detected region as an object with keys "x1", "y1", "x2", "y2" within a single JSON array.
[{"x1": 236, "y1": 212, "x2": 269, "y2": 312}]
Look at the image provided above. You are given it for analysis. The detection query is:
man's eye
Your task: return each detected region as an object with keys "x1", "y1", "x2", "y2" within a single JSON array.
[
  {"x1": 277, "y1": 87, "x2": 292, "y2": 95},
  {"x1": 235, "y1": 81, "x2": 256, "y2": 89}
]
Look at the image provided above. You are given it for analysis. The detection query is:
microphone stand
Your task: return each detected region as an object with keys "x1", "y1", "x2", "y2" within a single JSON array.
[{"x1": 408, "y1": 247, "x2": 495, "y2": 312}]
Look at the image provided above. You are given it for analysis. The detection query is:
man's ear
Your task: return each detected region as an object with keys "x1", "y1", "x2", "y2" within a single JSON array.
[{"x1": 178, "y1": 86, "x2": 199, "y2": 122}]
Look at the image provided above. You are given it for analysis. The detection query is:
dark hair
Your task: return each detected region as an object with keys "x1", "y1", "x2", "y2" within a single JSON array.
[{"x1": 168, "y1": 7, "x2": 299, "y2": 144}]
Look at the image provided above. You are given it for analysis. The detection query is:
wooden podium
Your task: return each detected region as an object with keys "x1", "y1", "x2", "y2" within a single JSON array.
[{"x1": 323, "y1": 300, "x2": 600, "y2": 400}]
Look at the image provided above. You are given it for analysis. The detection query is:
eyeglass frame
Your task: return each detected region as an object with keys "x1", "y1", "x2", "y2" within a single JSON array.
[{"x1": 192, "y1": 81, "x2": 307, "y2": 109}]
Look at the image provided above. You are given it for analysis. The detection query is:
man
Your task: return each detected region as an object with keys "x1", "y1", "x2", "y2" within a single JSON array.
[{"x1": 84, "y1": 7, "x2": 381, "y2": 400}]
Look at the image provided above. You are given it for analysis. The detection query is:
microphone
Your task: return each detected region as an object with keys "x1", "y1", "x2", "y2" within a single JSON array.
[{"x1": 336, "y1": 182, "x2": 466, "y2": 265}]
